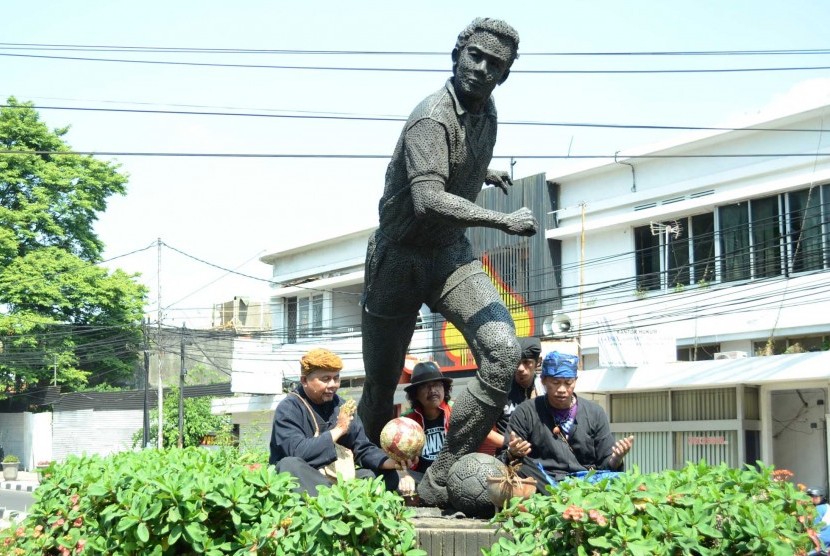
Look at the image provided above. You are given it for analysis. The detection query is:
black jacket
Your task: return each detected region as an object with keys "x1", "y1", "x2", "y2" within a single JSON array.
[
  {"x1": 502, "y1": 395, "x2": 620, "y2": 481},
  {"x1": 269, "y1": 387, "x2": 390, "y2": 472}
]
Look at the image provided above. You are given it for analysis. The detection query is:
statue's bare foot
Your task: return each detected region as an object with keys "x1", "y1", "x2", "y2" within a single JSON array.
[{"x1": 417, "y1": 466, "x2": 448, "y2": 507}]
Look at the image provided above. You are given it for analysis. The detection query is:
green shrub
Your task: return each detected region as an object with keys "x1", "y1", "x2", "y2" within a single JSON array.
[
  {"x1": 1, "y1": 454, "x2": 19, "y2": 464},
  {"x1": 132, "y1": 389, "x2": 232, "y2": 449},
  {"x1": 486, "y1": 461, "x2": 816, "y2": 556},
  {"x1": 0, "y1": 448, "x2": 424, "y2": 555}
]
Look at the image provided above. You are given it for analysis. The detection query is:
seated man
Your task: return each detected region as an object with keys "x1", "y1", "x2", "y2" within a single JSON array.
[
  {"x1": 478, "y1": 337, "x2": 545, "y2": 455},
  {"x1": 401, "y1": 362, "x2": 453, "y2": 481},
  {"x1": 502, "y1": 351, "x2": 635, "y2": 493},
  {"x1": 807, "y1": 487, "x2": 830, "y2": 553},
  {"x1": 269, "y1": 348, "x2": 412, "y2": 495}
]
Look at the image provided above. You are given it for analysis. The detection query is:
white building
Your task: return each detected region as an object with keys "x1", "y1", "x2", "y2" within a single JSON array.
[
  {"x1": 217, "y1": 99, "x2": 830, "y2": 489},
  {"x1": 547, "y1": 101, "x2": 830, "y2": 489}
]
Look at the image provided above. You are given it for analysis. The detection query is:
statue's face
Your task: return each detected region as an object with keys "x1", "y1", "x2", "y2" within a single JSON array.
[{"x1": 454, "y1": 31, "x2": 515, "y2": 106}]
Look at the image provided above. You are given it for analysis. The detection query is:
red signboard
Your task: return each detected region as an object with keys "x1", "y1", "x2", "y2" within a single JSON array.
[{"x1": 687, "y1": 436, "x2": 727, "y2": 445}]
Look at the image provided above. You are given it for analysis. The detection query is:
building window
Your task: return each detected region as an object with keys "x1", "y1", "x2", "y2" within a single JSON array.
[
  {"x1": 788, "y1": 188, "x2": 826, "y2": 273},
  {"x1": 753, "y1": 335, "x2": 829, "y2": 356},
  {"x1": 284, "y1": 294, "x2": 324, "y2": 341},
  {"x1": 677, "y1": 343, "x2": 721, "y2": 361},
  {"x1": 635, "y1": 185, "x2": 829, "y2": 290},
  {"x1": 635, "y1": 213, "x2": 715, "y2": 291}
]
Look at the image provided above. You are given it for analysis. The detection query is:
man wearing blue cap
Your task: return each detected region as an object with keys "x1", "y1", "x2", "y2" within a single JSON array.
[{"x1": 501, "y1": 351, "x2": 634, "y2": 492}]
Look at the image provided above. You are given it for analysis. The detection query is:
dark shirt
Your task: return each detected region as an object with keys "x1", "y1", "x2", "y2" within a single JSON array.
[
  {"x1": 495, "y1": 375, "x2": 545, "y2": 434},
  {"x1": 416, "y1": 414, "x2": 446, "y2": 473},
  {"x1": 269, "y1": 386, "x2": 390, "y2": 472},
  {"x1": 503, "y1": 395, "x2": 620, "y2": 480},
  {"x1": 402, "y1": 401, "x2": 452, "y2": 473},
  {"x1": 378, "y1": 79, "x2": 498, "y2": 248}
]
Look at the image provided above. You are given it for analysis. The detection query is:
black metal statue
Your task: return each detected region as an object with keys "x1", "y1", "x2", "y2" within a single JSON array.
[{"x1": 357, "y1": 17, "x2": 537, "y2": 507}]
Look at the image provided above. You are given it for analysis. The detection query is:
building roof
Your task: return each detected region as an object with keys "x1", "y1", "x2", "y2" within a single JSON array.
[
  {"x1": 51, "y1": 383, "x2": 232, "y2": 412},
  {"x1": 576, "y1": 351, "x2": 830, "y2": 393}
]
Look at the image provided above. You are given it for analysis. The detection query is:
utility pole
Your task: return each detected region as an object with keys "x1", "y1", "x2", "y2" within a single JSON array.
[
  {"x1": 577, "y1": 202, "x2": 586, "y2": 369},
  {"x1": 178, "y1": 324, "x2": 186, "y2": 449},
  {"x1": 157, "y1": 238, "x2": 164, "y2": 449},
  {"x1": 53, "y1": 354, "x2": 57, "y2": 386},
  {"x1": 142, "y1": 317, "x2": 150, "y2": 448}
]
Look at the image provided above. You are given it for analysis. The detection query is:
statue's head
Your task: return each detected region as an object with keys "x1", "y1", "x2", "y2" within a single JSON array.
[{"x1": 452, "y1": 18, "x2": 519, "y2": 96}]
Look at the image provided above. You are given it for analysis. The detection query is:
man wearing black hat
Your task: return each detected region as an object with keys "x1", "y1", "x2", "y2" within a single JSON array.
[{"x1": 401, "y1": 362, "x2": 454, "y2": 477}]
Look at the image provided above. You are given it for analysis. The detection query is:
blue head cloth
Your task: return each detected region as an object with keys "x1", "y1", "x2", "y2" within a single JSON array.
[{"x1": 541, "y1": 351, "x2": 579, "y2": 379}]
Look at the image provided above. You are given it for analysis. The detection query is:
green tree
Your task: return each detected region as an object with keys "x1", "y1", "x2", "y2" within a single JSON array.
[
  {"x1": 0, "y1": 97, "x2": 147, "y2": 392},
  {"x1": 133, "y1": 389, "x2": 232, "y2": 448}
]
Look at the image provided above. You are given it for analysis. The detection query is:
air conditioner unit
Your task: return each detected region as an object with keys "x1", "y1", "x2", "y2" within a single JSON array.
[{"x1": 714, "y1": 351, "x2": 748, "y2": 360}]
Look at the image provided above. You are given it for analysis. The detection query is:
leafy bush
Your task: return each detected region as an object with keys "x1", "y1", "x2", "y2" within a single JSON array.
[
  {"x1": 0, "y1": 448, "x2": 424, "y2": 555},
  {"x1": 487, "y1": 461, "x2": 817, "y2": 556},
  {"x1": 132, "y1": 388, "x2": 232, "y2": 449},
  {"x1": 1, "y1": 454, "x2": 19, "y2": 464}
]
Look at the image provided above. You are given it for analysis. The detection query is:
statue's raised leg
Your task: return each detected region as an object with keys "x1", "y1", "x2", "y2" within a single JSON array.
[{"x1": 418, "y1": 272, "x2": 519, "y2": 507}]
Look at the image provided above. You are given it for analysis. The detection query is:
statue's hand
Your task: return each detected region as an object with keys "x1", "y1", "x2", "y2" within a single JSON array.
[
  {"x1": 503, "y1": 207, "x2": 538, "y2": 236},
  {"x1": 485, "y1": 170, "x2": 513, "y2": 194}
]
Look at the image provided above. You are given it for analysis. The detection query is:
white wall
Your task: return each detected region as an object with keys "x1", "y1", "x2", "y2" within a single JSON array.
[
  {"x1": 771, "y1": 388, "x2": 828, "y2": 490},
  {"x1": 235, "y1": 411, "x2": 273, "y2": 454},
  {"x1": 264, "y1": 228, "x2": 372, "y2": 284},
  {"x1": 0, "y1": 413, "x2": 26, "y2": 468},
  {"x1": 52, "y1": 409, "x2": 142, "y2": 462}
]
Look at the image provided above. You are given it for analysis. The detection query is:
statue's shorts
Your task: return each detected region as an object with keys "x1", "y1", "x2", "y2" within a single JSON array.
[{"x1": 361, "y1": 230, "x2": 485, "y2": 319}]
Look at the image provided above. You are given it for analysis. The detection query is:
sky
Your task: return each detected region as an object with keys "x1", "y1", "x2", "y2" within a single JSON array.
[{"x1": 2, "y1": 1, "x2": 829, "y2": 328}]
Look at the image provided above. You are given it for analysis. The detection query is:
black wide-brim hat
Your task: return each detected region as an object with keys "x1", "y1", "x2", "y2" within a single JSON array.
[{"x1": 404, "y1": 361, "x2": 453, "y2": 393}]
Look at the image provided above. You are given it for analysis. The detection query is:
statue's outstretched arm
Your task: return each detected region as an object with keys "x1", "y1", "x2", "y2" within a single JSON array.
[{"x1": 411, "y1": 180, "x2": 537, "y2": 237}]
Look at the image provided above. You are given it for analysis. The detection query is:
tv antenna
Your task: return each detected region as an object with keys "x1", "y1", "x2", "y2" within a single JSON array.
[{"x1": 650, "y1": 221, "x2": 682, "y2": 288}]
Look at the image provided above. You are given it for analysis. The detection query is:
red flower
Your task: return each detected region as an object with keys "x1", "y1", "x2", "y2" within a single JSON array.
[
  {"x1": 772, "y1": 469, "x2": 794, "y2": 481},
  {"x1": 562, "y1": 505, "x2": 585, "y2": 521},
  {"x1": 588, "y1": 509, "x2": 608, "y2": 526}
]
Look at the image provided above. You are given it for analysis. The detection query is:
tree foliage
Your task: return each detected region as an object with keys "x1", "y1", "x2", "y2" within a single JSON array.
[
  {"x1": 133, "y1": 389, "x2": 232, "y2": 448},
  {"x1": 0, "y1": 97, "x2": 147, "y2": 392}
]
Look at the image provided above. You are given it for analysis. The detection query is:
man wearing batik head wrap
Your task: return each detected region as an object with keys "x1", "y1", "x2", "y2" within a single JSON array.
[
  {"x1": 500, "y1": 351, "x2": 635, "y2": 493},
  {"x1": 269, "y1": 348, "x2": 413, "y2": 496}
]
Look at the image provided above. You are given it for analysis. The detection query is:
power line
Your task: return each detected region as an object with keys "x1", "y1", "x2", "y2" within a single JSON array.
[
  {"x1": 3, "y1": 51, "x2": 830, "y2": 74},
  {"x1": 3, "y1": 43, "x2": 830, "y2": 57},
  {"x1": 2, "y1": 149, "x2": 829, "y2": 159},
  {"x1": 3, "y1": 103, "x2": 826, "y2": 134}
]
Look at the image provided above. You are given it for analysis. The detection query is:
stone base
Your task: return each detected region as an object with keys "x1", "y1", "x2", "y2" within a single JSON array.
[{"x1": 412, "y1": 507, "x2": 504, "y2": 556}]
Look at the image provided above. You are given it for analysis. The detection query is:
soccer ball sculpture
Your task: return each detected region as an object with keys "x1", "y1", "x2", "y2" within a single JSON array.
[
  {"x1": 446, "y1": 452, "x2": 508, "y2": 517},
  {"x1": 379, "y1": 417, "x2": 425, "y2": 462}
]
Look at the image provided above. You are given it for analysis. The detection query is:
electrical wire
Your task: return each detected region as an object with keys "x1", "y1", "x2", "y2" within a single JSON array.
[
  {"x1": 2, "y1": 149, "x2": 828, "y2": 159},
  {"x1": 3, "y1": 43, "x2": 830, "y2": 57},
  {"x1": 3, "y1": 51, "x2": 830, "y2": 74},
  {"x1": 3, "y1": 103, "x2": 827, "y2": 134}
]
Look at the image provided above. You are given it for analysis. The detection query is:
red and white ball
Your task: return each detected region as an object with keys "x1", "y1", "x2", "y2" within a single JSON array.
[{"x1": 380, "y1": 417, "x2": 425, "y2": 462}]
